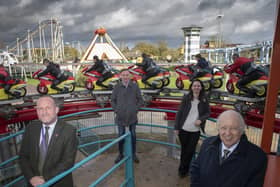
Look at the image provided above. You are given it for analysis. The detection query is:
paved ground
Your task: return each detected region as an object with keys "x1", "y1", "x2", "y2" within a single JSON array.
[
  {"x1": 73, "y1": 146, "x2": 190, "y2": 187},
  {"x1": 69, "y1": 118, "x2": 217, "y2": 187}
]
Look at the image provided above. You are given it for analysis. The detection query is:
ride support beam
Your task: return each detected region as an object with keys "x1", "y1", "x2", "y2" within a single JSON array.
[{"x1": 261, "y1": 0, "x2": 280, "y2": 153}]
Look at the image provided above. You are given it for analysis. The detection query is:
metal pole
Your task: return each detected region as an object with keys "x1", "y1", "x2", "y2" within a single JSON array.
[
  {"x1": 42, "y1": 27, "x2": 47, "y2": 59},
  {"x1": 39, "y1": 21, "x2": 42, "y2": 61},
  {"x1": 224, "y1": 48, "x2": 228, "y2": 63},
  {"x1": 51, "y1": 18, "x2": 54, "y2": 61},
  {"x1": 31, "y1": 35, "x2": 35, "y2": 63},
  {"x1": 260, "y1": 46, "x2": 265, "y2": 63},
  {"x1": 265, "y1": 46, "x2": 270, "y2": 64},
  {"x1": 27, "y1": 30, "x2": 32, "y2": 62},
  {"x1": 124, "y1": 128, "x2": 135, "y2": 187},
  {"x1": 208, "y1": 52, "x2": 211, "y2": 63},
  {"x1": 61, "y1": 26, "x2": 65, "y2": 62},
  {"x1": 16, "y1": 38, "x2": 19, "y2": 58},
  {"x1": 167, "y1": 120, "x2": 176, "y2": 157}
]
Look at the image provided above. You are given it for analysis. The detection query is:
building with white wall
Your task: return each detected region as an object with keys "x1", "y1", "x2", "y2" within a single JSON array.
[{"x1": 182, "y1": 26, "x2": 202, "y2": 63}]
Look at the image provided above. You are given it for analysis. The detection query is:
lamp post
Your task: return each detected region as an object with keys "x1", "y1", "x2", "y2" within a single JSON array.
[{"x1": 216, "y1": 14, "x2": 224, "y2": 48}]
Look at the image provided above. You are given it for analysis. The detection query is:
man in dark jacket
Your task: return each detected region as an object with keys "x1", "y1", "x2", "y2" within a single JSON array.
[
  {"x1": 38, "y1": 59, "x2": 68, "y2": 92},
  {"x1": 86, "y1": 55, "x2": 113, "y2": 88},
  {"x1": 136, "y1": 53, "x2": 160, "y2": 87},
  {"x1": 190, "y1": 110, "x2": 267, "y2": 187},
  {"x1": 191, "y1": 54, "x2": 210, "y2": 80},
  {"x1": 111, "y1": 69, "x2": 144, "y2": 164},
  {"x1": 225, "y1": 54, "x2": 264, "y2": 96},
  {"x1": 0, "y1": 63, "x2": 12, "y2": 94}
]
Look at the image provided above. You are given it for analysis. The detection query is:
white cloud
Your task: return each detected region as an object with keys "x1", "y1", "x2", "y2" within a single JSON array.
[
  {"x1": 93, "y1": 8, "x2": 137, "y2": 29},
  {"x1": 18, "y1": 0, "x2": 33, "y2": 7},
  {"x1": 235, "y1": 20, "x2": 263, "y2": 33},
  {"x1": 46, "y1": 2, "x2": 83, "y2": 27}
]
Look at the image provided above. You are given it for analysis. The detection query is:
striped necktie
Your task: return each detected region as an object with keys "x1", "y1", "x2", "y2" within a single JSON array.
[
  {"x1": 38, "y1": 126, "x2": 50, "y2": 174},
  {"x1": 221, "y1": 149, "x2": 230, "y2": 162}
]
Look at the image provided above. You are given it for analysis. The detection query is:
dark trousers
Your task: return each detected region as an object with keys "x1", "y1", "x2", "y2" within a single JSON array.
[
  {"x1": 4, "y1": 84, "x2": 12, "y2": 94},
  {"x1": 51, "y1": 74, "x2": 68, "y2": 91},
  {"x1": 236, "y1": 71, "x2": 262, "y2": 94},
  {"x1": 117, "y1": 124, "x2": 136, "y2": 156},
  {"x1": 96, "y1": 72, "x2": 113, "y2": 88},
  {"x1": 142, "y1": 70, "x2": 159, "y2": 83},
  {"x1": 191, "y1": 70, "x2": 208, "y2": 80},
  {"x1": 178, "y1": 130, "x2": 200, "y2": 175}
]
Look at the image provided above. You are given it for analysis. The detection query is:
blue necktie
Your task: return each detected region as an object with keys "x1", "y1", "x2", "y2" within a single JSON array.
[{"x1": 38, "y1": 126, "x2": 49, "y2": 174}]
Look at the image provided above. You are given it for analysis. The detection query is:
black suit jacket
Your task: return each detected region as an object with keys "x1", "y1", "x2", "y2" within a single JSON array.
[{"x1": 19, "y1": 119, "x2": 78, "y2": 187}]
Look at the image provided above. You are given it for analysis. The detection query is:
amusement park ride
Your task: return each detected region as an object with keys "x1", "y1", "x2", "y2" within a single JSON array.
[
  {"x1": 32, "y1": 68, "x2": 76, "y2": 95},
  {"x1": 1, "y1": 25, "x2": 280, "y2": 132},
  {"x1": 6, "y1": 19, "x2": 64, "y2": 63},
  {"x1": 82, "y1": 66, "x2": 120, "y2": 91},
  {"x1": 0, "y1": 21, "x2": 279, "y2": 139},
  {"x1": 175, "y1": 64, "x2": 224, "y2": 91},
  {"x1": 0, "y1": 72, "x2": 279, "y2": 132}
]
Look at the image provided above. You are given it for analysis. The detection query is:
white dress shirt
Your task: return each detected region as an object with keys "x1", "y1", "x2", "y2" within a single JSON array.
[{"x1": 221, "y1": 141, "x2": 239, "y2": 157}]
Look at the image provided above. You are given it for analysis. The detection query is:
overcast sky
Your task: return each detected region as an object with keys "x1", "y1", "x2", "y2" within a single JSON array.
[{"x1": 0, "y1": 0, "x2": 277, "y2": 49}]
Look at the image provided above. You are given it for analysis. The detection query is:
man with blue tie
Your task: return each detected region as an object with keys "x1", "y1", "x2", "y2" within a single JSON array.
[
  {"x1": 19, "y1": 95, "x2": 78, "y2": 187},
  {"x1": 190, "y1": 110, "x2": 267, "y2": 187}
]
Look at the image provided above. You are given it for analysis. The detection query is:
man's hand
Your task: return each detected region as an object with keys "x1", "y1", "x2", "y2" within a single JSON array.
[
  {"x1": 30, "y1": 176, "x2": 45, "y2": 187},
  {"x1": 194, "y1": 120, "x2": 202, "y2": 126},
  {"x1": 174, "y1": 130, "x2": 179, "y2": 135}
]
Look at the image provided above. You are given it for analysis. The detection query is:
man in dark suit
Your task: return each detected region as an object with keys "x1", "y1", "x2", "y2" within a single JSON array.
[
  {"x1": 190, "y1": 110, "x2": 267, "y2": 187},
  {"x1": 19, "y1": 95, "x2": 78, "y2": 187}
]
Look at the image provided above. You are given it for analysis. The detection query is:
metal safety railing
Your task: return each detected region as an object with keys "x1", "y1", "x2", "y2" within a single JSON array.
[
  {"x1": 1, "y1": 108, "x2": 177, "y2": 186},
  {"x1": 1, "y1": 107, "x2": 279, "y2": 186},
  {"x1": 39, "y1": 132, "x2": 134, "y2": 187}
]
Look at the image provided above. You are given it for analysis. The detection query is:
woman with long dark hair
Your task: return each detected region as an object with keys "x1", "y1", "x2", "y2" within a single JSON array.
[{"x1": 174, "y1": 79, "x2": 210, "y2": 178}]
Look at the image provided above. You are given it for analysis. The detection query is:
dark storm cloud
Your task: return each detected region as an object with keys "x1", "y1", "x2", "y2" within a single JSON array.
[
  {"x1": 22, "y1": 0, "x2": 61, "y2": 15},
  {"x1": 0, "y1": 0, "x2": 277, "y2": 48},
  {"x1": 198, "y1": 0, "x2": 236, "y2": 11},
  {"x1": 0, "y1": 0, "x2": 62, "y2": 17},
  {"x1": 0, "y1": 0, "x2": 21, "y2": 6},
  {"x1": 0, "y1": 0, "x2": 63, "y2": 38}
]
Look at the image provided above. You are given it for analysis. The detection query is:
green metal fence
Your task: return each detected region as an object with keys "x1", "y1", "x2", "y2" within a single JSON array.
[{"x1": 1, "y1": 107, "x2": 279, "y2": 186}]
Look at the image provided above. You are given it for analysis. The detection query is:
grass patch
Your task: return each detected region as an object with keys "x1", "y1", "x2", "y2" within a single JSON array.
[{"x1": 26, "y1": 79, "x2": 39, "y2": 85}]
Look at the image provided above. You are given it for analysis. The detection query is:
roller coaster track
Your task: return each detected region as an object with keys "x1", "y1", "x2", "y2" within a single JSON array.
[
  {"x1": 0, "y1": 89, "x2": 279, "y2": 133},
  {"x1": 7, "y1": 19, "x2": 64, "y2": 62},
  {"x1": 200, "y1": 40, "x2": 273, "y2": 64}
]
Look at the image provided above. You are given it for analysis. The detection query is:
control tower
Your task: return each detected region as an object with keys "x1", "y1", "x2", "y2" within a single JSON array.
[{"x1": 182, "y1": 26, "x2": 203, "y2": 63}]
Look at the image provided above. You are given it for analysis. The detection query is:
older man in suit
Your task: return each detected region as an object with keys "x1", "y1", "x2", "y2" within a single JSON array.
[
  {"x1": 19, "y1": 95, "x2": 78, "y2": 187},
  {"x1": 190, "y1": 110, "x2": 267, "y2": 187}
]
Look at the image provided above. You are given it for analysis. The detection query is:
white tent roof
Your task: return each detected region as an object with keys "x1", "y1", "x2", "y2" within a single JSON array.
[
  {"x1": 84, "y1": 43, "x2": 123, "y2": 61},
  {"x1": 81, "y1": 28, "x2": 128, "y2": 62}
]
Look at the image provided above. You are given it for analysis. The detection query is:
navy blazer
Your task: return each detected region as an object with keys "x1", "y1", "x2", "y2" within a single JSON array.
[
  {"x1": 19, "y1": 119, "x2": 78, "y2": 187},
  {"x1": 190, "y1": 134, "x2": 267, "y2": 187}
]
